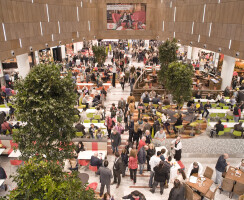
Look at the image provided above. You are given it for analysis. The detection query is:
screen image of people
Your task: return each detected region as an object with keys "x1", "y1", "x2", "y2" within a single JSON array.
[{"x1": 107, "y1": 3, "x2": 146, "y2": 30}]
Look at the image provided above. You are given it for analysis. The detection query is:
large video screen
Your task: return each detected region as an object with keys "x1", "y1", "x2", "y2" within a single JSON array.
[{"x1": 107, "y1": 3, "x2": 146, "y2": 30}]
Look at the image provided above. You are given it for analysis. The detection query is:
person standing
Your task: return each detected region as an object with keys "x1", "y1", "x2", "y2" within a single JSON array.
[
  {"x1": 112, "y1": 152, "x2": 123, "y2": 188},
  {"x1": 168, "y1": 179, "x2": 185, "y2": 200},
  {"x1": 130, "y1": 74, "x2": 135, "y2": 92},
  {"x1": 150, "y1": 161, "x2": 169, "y2": 195},
  {"x1": 146, "y1": 143, "x2": 156, "y2": 171},
  {"x1": 112, "y1": 63, "x2": 117, "y2": 87},
  {"x1": 96, "y1": 160, "x2": 113, "y2": 197},
  {"x1": 215, "y1": 153, "x2": 229, "y2": 191},
  {"x1": 106, "y1": 116, "x2": 113, "y2": 139},
  {"x1": 149, "y1": 151, "x2": 162, "y2": 188},
  {"x1": 120, "y1": 74, "x2": 125, "y2": 91},
  {"x1": 233, "y1": 104, "x2": 241, "y2": 122},
  {"x1": 138, "y1": 145, "x2": 147, "y2": 175},
  {"x1": 171, "y1": 136, "x2": 182, "y2": 161},
  {"x1": 111, "y1": 129, "x2": 121, "y2": 154},
  {"x1": 128, "y1": 149, "x2": 138, "y2": 185}
]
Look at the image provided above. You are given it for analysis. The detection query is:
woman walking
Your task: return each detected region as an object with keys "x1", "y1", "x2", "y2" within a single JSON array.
[{"x1": 128, "y1": 149, "x2": 138, "y2": 185}]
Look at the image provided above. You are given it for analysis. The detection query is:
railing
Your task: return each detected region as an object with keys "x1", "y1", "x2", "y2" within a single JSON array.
[{"x1": 132, "y1": 70, "x2": 165, "y2": 101}]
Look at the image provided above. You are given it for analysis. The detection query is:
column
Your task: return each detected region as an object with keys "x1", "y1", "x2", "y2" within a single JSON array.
[
  {"x1": 0, "y1": 61, "x2": 5, "y2": 86},
  {"x1": 34, "y1": 51, "x2": 40, "y2": 65},
  {"x1": 192, "y1": 47, "x2": 199, "y2": 61},
  {"x1": 221, "y1": 55, "x2": 236, "y2": 90},
  {"x1": 61, "y1": 45, "x2": 66, "y2": 60},
  {"x1": 187, "y1": 46, "x2": 192, "y2": 61},
  {"x1": 73, "y1": 43, "x2": 78, "y2": 54},
  {"x1": 16, "y1": 53, "x2": 30, "y2": 78}
]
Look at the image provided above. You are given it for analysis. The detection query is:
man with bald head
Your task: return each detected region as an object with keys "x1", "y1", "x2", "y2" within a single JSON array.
[
  {"x1": 90, "y1": 152, "x2": 103, "y2": 169},
  {"x1": 215, "y1": 153, "x2": 229, "y2": 191}
]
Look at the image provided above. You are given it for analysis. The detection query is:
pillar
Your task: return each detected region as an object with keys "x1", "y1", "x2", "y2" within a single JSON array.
[
  {"x1": 192, "y1": 47, "x2": 199, "y2": 62},
  {"x1": 187, "y1": 46, "x2": 192, "y2": 61},
  {"x1": 16, "y1": 53, "x2": 30, "y2": 78},
  {"x1": 73, "y1": 43, "x2": 78, "y2": 54},
  {"x1": 221, "y1": 55, "x2": 236, "y2": 90},
  {"x1": 0, "y1": 61, "x2": 5, "y2": 86},
  {"x1": 61, "y1": 45, "x2": 66, "y2": 60},
  {"x1": 34, "y1": 51, "x2": 39, "y2": 65}
]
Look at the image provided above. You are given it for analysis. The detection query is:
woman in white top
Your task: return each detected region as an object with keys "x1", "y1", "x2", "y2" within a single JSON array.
[
  {"x1": 236, "y1": 159, "x2": 244, "y2": 172},
  {"x1": 171, "y1": 136, "x2": 182, "y2": 161}
]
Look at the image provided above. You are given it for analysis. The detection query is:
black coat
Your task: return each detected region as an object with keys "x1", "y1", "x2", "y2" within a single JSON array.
[
  {"x1": 168, "y1": 184, "x2": 185, "y2": 200},
  {"x1": 90, "y1": 156, "x2": 103, "y2": 167},
  {"x1": 113, "y1": 157, "x2": 123, "y2": 174},
  {"x1": 138, "y1": 147, "x2": 146, "y2": 164},
  {"x1": 111, "y1": 133, "x2": 121, "y2": 147},
  {"x1": 153, "y1": 165, "x2": 169, "y2": 182},
  {"x1": 146, "y1": 148, "x2": 155, "y2": 159}
]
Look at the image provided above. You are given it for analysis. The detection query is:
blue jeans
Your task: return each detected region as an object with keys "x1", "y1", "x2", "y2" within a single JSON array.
[
  {"x1": 215, "y1": 170, "x2": 223, "y2": 188},
  {"x1": 149, "y1": 171, "x2": 154, "y2": 188},
  {"x1": 234, "y1": 116, "x2": 239, "y2": 122},
  {"x1": 139, "y1": 163, "x2": 144, "y2": 174},
  {"x1": 112, "y1": 146, "x2": 118, "y2": 154}
]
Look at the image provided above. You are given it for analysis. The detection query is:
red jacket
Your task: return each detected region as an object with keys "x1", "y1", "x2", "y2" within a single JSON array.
[
  {"x1": 128, "y1": 156, "x2": 138, "y2": 169},
  {"x1": 138, "y1": 140, "x2": 146, "y2": 151}
]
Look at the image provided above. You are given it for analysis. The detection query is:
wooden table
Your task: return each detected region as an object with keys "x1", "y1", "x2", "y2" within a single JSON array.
[
  {"x1": 186, "y1": 176, "x2": 213, "y2": 195},
  {"x1": 225, "y1": 166, "x2": 244, "y2": 184}
]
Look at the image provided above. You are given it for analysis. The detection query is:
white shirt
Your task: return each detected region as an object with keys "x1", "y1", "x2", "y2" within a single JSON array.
[
  {"x1": 171, "y1": 139, "x2": 182, "y2": 151},
  {"x1": 186, "y1": 162, "x2": 203, "y2": 178},
  {"x1": 161, "y1": 114, "x2": 168, "y2": 123},
  {"x1": 149, "y1": 156, "x2": 161, "y2": 171},
  {"x1": 112, "y1": 65, "x2": 117, "y2": 73},
  {"x1": 236, "y1": 162, "x2": 244, "y2": 172}
]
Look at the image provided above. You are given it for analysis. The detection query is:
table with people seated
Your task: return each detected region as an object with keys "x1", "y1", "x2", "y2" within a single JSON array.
[
  {"x1": 186, "y1": 175, "x2": 214, "y2": 196},
  {"x1": 209, "y1": 122, "x2": 244, "y2": 128},
  {"x1": 194, "y1": 98, "x2": 230, "y2": 103},
  {"x1": 78, "y1": 108, "x2": 104, "y2": 114},
  {"x1": 225, "y1": 166, "x2": 244, "y2": 184},
  {"x1": 82, "y1": 123, "x2": 106, "y2": 129},
  {"x1": 78, "y1": 150, "x2": 106, "y2": 160}
]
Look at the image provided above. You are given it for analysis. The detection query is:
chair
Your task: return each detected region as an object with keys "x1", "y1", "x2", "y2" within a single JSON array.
[
  {"x1": 86, "y1": 182, "x2": 98, "y2": 191},
  {"x1": 189, "y1": 122, "x2": 198, "y2": 136},
  {"x1": 224, "y1": 127, "x2": 232, "y2": 134},
  {"x1": 175, "y1": 125, "x2": 184, "y2": 135},
  {"x1": 211, "y1": 103, "x2": 217, "y2": 108},
  {"x1": 7, "y1": 103, "x2": 13, "y2": 107},
  {"x1": 217, "y1": 113, "x2": 225, "y2": 120},
  {"x1": 232, "y1": 182, "x2": 244, "y2": 198},
  {"x1": 224, "y1": 97, "x2": 230, "y2": 99},
  {"x1": 223, "y1": 106, "x2": 229, "y2": 109},
  {"x1": 100, "y1": 120, "x2": 105, "y2": 124},
  {"x1": 144, "y1": 103, "x2": 149, "y2": 107},
  {"x1": 89, "y1": 165, "x2": 97, "y2": 172},
  {"x1": 209, "y1": 113, "x2": 217, "y2": 121},
  {"x1": 92, "y1": 120, "x2": 98, "y2": 123},
  {"x1": 229, "y1": 120, "x2": 235, "y2": 122},
  {"x1": 152, "y1": 104, "x2": 158, "y2": 108},
  {"x1": 239, "y1": 120, "x2": 244, "y2": 123},
  {"x1": 0, "y1": 104, "x2": 6, "y2": 108},
  {"x1": 94, "y1": 115, "x2": 101, "y2": 120},
  {"x1": 226, "y1": 115, "x2": 234, "y2": 121},
  {"x1": 90, "y1": 107, "x2": 95, "y2": 109},
  {"x1": 76, "y1": 132, "x2": 83, "y2": 137},
  {"x1": 10, "y1": 160, "x2": 22, "y2": 166},
  {"x1": 184, "y1": 183, "x2": 201, "y2": 200},
  {"x1": 219, "y1": 103, "x2": 225, "y2": 108},
  {"x1": 78, "y1": 160, "x2": 90, "y2": 166},
  {"x1": 83, "y1": 119, "x2": 90, "y2": 123},
  {"x1": 217, "y1": 131, "x2": 225, "y2": 137},
  {"x1": 87, "y1": 113, "x2": 93, "y2": 118},
  {"x1": 233, "y1": 131, "x2": 242, "y2": 138},
  {"x1": 203, "y1": 166, "x2": 214, "y2": 179},
  {"x1": 220, "y1": 178, "x2": 235, "y2": 198},
  {"x1": 220, "y1": 119, "x2": 227, "y2": 122},
  {"x1": 204, "y1": 186, "x2": 219, "y2": 200},
  {"x1": 74, "y1": 115, "x2": 80, "y2": 122},
  {"x1": 216, "y1": 107, "x2": 221, "y2": 109}
]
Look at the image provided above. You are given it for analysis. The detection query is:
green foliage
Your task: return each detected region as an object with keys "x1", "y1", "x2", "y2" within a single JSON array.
[
  {"x1": 165, "y1": 62, "x2": 193, "y2": 106},
  {"x1": 7, "y1": 158, "x2": 95, "y2": 200},
  {"x1": 158, "y1": 39, "x2": 178, "y2": 81},
  {"x1": 14, "y1": 63, "x2": 79, "y2": 162},
  {"x1": 92, "y1": 45, "x2": 107, "y2": 66}
]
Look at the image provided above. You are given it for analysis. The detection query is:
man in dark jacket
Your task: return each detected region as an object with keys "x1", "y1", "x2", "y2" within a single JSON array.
[
  {"x1": 112, "y1": 152, "x2": 123, "y2": 188},
  {"x1": 75, "y1": 123, "x2": 86, "y2": 136},
  {"x1": 150, "y1": 161, "x2": 169, "y2": 195},
  {"x1": 215, "y1": 153, "x2": 229, "y2": 191},
  {"x1": 96, "y1": 160, "x2": 112, "y2": 197},
  {"x1": 234, "y1": 122, "x2": 243, "y2": 136},
  {"x1": 111, "y1": 129, "x2": 121, "y2": 154},
  {"x1": 168, "y1": 179, "x2": 185, "y2": 200},
  {"x1": 0, "y1": 165, "x2": 7, "y2": 191},
  {"x1": 122, "y1": 190, "x2": 146, "y2": 200},
  {"x1": 138, "y1": 145, "x2": 148, "y2": 175},
  {"x1": 90, "y1": 152, "x2": 103, "y2": 169}
]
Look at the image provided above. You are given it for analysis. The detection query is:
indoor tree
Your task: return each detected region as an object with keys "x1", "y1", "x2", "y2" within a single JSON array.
[
  {"x1": 13, "y1": 63, "x2": 79, "y2": 162},
  {"x1": 165, "y1": 62, "x2": 193, "y2": 107},
  {"x1": 6, "y1": 158, "x2": 95, "y2": 200},
  {"x1": 158, "y1": 38, "x2": 178, "y2": 82},
  {"x1": 92, "y1": 45, "x2": 107, "y2": 66}
]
